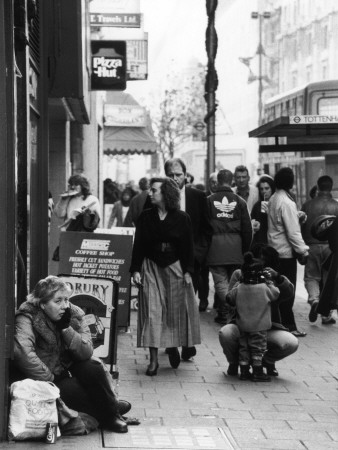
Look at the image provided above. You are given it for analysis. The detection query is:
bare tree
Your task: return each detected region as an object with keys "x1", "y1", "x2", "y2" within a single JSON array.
[{"x1": 151, "y1": 64, "x2": 206, "y2": 163}]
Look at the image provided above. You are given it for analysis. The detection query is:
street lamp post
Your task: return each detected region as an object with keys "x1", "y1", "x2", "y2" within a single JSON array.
[
  {"x1": 250, "y1": 11, "x2": 271, "y2": 125},
  {"x1": 205, "y1": 0, "x2": 218, "y2": 179}
]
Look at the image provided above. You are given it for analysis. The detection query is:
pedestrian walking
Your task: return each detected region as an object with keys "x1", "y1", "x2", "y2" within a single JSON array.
[
  {"x1": 108, "y1": 187, "x2": 135, "y2": 228},
  {"x1": 301, "y1": 175, "x2": 338, "y2": 325},
  {"x1": 54, "y1": 174, "x2": 100, "y2": 231},
  {"x1": 164, "y1": 158, "x2": 211, "y2": 359},
  {"x1": 267, "y1": 167, "x2": 309, "y2": 337},
  {"x1": 251, "y1": 175, "x2": 275, "y2": 245},
  {"x1": 130, "y1": 177, "x2": 201, "y2": 375},
  {"x1": 233, "y1": 165, "x2": 259, "y2": 214},
  {"x1": 123, "y1": 177, "x2": 150, "y2": 227},
  {"x1": 206, "y1": 169, "x2": 253, "y2": 325}
]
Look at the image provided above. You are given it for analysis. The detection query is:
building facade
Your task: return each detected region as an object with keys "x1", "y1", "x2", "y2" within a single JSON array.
[
  {"x1": 0, "y1": 0, "x2": 105, "y2": 439},
  {"x1": 258, "y1": 0, "x2": 338, "y2": 204}
]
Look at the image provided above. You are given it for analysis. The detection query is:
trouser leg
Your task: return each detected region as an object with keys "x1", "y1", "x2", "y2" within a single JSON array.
[
  {"x1": 209, "y1": 265, "x2": 229, "y2": 303},
  {"x1": 69, "y1": 358, "x2": 119, "y2": 425},
  {"x1": 198, "y1": 262, "x2": 209, "y2": 306},
  {"x1": 238, "y1": 332, "x2": 250, "y2": 365},
  {"x1": 304, "y1": 246, "x2": 321, "y2": 305},
  {"x1": 264, "y1": 329, "x2": 299, "y2": 364},
  {"x1": 56, "y1": 377, "x2": 97, "y2": 419},
  {"x1": 248, "y1": 330, "x2": 267, "y2": 366},
  {"x1": 278, "y1": 258, "x2": 297, "y2": 331},
  {"x1": 218, "y1": 324, "x2": 240, "y2": 364},
  {"x1": 191, "y1": 259, "x2": 200, "y2": 293}
]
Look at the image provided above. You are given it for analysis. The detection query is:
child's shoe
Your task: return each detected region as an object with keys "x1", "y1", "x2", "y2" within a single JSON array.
[
  {"x1": 251, "y1": 365, "x2": 271, "y2": 382},
  {"x1": 239, "y1": 365, "x2": 251, "y2": 380}
]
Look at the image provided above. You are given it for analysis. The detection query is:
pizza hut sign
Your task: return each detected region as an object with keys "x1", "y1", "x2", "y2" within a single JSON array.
[{"x1": 91, "y1": 40, "x2": 126, "y2": 91}]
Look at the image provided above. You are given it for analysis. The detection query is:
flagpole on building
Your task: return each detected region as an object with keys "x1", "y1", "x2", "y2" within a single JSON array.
[{"x1": 204, "y1": 0, "x2": 218, "y2": 181}]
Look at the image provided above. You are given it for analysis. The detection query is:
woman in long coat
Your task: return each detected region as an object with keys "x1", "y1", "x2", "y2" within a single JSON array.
[{"x1": 130, "y1": 177, "x2": 201, "y2": 376}]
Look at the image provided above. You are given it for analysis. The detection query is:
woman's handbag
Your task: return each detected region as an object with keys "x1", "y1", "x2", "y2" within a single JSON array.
[{"x1": 8, "y1": 379, "x2": 60, "y2": 441}]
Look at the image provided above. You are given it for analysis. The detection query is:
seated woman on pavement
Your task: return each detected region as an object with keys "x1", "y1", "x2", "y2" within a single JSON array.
[
  {"x1": 13, "y1": 276, "x2": 130, "y2": 433},
  {"x1": 218, "y1": 244, "x2": 299, "y2": 378}
]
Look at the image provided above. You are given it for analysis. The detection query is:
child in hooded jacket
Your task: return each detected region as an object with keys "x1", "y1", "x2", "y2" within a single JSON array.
[{"x1": 227, "y1": 252, "x2": 280, "y2": 381}]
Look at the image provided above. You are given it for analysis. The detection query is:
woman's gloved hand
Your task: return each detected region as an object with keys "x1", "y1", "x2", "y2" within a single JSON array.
[{"x1": 56, "y1": 307, "x2": 71, "y2": 330}]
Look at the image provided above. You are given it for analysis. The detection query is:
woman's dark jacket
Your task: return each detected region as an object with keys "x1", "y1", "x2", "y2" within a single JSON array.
[
  {"x1": 318, "y1": 216, "x2": 338, "y2": 315},
  {"x1": 251, "y1": 200, "x2": 268, "y2": 245},
  {"x1": 130, "y1": 207, "x2": 194, "y2": 274}
]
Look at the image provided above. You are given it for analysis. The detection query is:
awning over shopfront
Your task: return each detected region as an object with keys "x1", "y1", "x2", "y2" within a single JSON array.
[
  {"x1": 103, "y1": 92, "x2": 158, "y2": 155},
  {"x1": 249, "y1": 116, "x2": 338, "y2": 153}
]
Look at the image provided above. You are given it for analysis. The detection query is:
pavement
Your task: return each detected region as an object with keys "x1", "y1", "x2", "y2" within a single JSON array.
[{"x1": 3, "y1": 266, "x2": 338, "y2": 449}]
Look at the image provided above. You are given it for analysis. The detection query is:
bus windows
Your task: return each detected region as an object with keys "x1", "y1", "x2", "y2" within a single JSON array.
[{"x1": 318, "y1": 97, "x2": 338, "y2": 115}]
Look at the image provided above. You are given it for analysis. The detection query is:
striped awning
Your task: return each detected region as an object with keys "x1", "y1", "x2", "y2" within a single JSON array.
[{"x1": 103, "y1": 92, "x2": 158, "y2": 155}]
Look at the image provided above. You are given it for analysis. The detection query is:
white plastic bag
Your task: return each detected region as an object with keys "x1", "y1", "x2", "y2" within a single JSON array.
[{"x1": 8, "y1": 379, "x2": 60, "y2": 441}]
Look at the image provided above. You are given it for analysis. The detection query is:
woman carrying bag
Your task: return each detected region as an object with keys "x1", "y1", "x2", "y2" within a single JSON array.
[{"x1": 130, "y1": 177, "x2": 201, "y2": 375}]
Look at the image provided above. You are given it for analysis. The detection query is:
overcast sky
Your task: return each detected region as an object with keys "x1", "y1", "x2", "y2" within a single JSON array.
[{"x1": 126, "y1": 0, "x2": 208, "y2": 101}]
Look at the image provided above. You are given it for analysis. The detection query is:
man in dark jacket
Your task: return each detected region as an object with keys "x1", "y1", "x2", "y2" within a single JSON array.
[
  {"x1": 206, "y1": 169, "x2": 253, "y2": 324},
  {"x1": 123, "y1": 177, "x2": 150, "y2": 227},
  {"x1": 301, "y1": 175, "x2": 338, "y2": 324}
]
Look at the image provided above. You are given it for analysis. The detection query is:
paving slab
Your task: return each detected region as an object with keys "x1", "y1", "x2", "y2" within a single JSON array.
[
  {"x1": 103, "y1": 426, "x2": 238, "y2": 449},
  {"x1": 5, "y1": 266, "x2": 337, "y2": 449},
  {"x1": 116, "y1": 266, "x2": 338, "y2": 450}
]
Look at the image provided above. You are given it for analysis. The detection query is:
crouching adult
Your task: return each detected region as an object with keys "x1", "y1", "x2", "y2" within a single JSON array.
[
  {"x1": 218, "y1": 245, "x2": 299, "y2": 377},
  {"x1": 13, "y1": 276, "x2": 130, "y2": 433}
]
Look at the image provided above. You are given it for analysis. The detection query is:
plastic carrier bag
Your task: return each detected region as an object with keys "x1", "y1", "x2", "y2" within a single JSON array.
[{"x1": 8, "y1": 379, "x2": 60, "y2": 441}]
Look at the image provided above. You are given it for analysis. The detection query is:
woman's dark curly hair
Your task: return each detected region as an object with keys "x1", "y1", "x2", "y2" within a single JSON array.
[
  {"x1": 251, "y1": 243, "x2": 281, "y2": 271},
  {"x1": 68, "y1": 174, "x2": 91, "y2": 199},
  {"x1": 274, "y1": 167, "x2": 294, "y2": 191},
  {"x1": 256, "y1": 175, "x2": 276, "y2": 200},
  {"x1": 150, "y1": 177, "x2": 180, "y2": 211}
]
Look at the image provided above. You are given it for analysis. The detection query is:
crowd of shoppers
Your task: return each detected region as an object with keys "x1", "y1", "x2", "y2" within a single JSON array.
[{"x1": 12, "y1": 162, "x2": 337, "y2": 442}]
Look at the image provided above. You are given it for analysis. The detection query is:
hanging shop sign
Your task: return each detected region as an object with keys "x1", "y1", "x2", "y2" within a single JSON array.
[
  {"x1": 90, "y1": 13, "x2": 141, "y2": 27},
  {"x1": 90, "y1": 0, "x2": 140, "y2": 14},
  {"x1": 91, "y1": 40, "x2": 126, "y2": 91},
  {"x1": 127, "y1": 39, "x2": 148, "y2": 80},
  {"x1": 104, "y1": 104, "x2": 147, "y2": 127},
  {"x1": 59, "y1": 230, "x2": 134, "y2": 328}
]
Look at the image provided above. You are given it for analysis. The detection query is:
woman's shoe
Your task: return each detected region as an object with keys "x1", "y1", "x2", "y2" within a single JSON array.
[
  {"x1": 146, "y1": 362, "x2": 159, "y2": 376},
  {"x1": 291, "y1": 330, "x2": 307, "y2": 337},
  {"x1": 108, "y1": 416, "x2": 128, "y2": 433},
  {"x1": 118, "y1": 400, "x2": 132, "y2": 416},
  {"x1": 167, "y1": 347, "x2": 181, "y2": 368},
  {"x1": 181, "y1": 346, "x2": 196, "y2": 361}
]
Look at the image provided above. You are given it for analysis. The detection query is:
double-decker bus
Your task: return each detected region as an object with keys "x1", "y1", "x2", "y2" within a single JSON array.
[{"x1": 260, "y1": 80, "x2": 338, "y2": 205}]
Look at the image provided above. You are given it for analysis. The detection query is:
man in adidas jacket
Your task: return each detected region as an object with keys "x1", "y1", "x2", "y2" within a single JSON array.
[{"x1": 206, "y1": 169, "x2": 253, "y2": 324}]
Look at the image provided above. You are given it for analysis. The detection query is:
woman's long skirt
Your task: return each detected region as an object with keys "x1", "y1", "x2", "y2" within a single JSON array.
[{"x1": 137, "y1": 258, "x2": 201, "y2": 348}]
